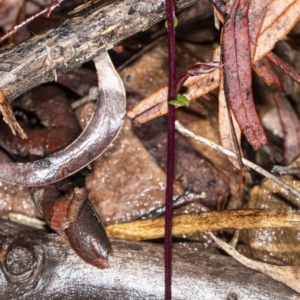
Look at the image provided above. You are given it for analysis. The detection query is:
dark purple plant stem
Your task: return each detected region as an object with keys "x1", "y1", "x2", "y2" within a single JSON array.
[{"x1": 165, "y1": 0, "x2": 176, "y2": 299}]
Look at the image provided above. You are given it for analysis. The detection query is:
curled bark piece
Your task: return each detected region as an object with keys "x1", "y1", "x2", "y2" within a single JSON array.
[
  {"x1": 66, "y1": 200, "x2": 111, "y2": 268},
  {"x1": 0, "y1": 51, "x2": 126, "y2": 186},
  {"x1": 30, "y1": 185, "x2": 111, "y2": 268}
]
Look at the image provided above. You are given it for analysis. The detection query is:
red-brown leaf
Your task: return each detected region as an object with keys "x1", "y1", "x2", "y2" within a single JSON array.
[
  {"x1": 222, "y1": 0, "x2": 267, "y2": 150},
  {"x1": 253, "y1": 56, "x2": 283, "y2": 87}
]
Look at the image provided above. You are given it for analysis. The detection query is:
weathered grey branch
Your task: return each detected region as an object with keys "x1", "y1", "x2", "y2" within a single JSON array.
[
  {"x1": 0, "y1": 219, "x2": 299, "y2": 299},
  {"x1": 0, "y1": 0, "x2": 197, "y2": 100}
]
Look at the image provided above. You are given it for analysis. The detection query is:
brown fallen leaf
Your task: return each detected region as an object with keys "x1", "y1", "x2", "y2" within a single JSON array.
[
  {"x1": 83, "y1": 117, "x2": 183, "y2": 225},
  {"x1": 273, "y1": 92, "x2": 300, "y2": 164},
  {"x1": 128, "y1": 0, "x2": 300, "y2": 145},
  {"x1": 105, "y1": 209, "x2": 300, "y2": 241},
  {"x1": 126, "y1": 47, "x2": 221, "y2": 123},
  {"x1": 174, "y1": 120, "x2": 300, "y2": 200},
  {"x1": 267, "y1": 51, "x2": 300, "y2": 86},
  {"x1": 222, "y1": 0, "x2": 267, "y2": 150},
  {"x1": 253, "y1": 56, "x2": 283, "y2": 87},
  {"x1": 0, "y1": 85, "x2": 81, "y2": 158},
  {"x1": 253, "y1": 0, "x2": 300, "y2": 62},
  {"x1": 0, "y1": 90, "x2": 26, "y2": 139},
  {"x1": 132, "y1": 115, "x2": 229, "y2": 210},
  {"x1": 210, "y1": 232, "x2": 300, "y2": 294}
]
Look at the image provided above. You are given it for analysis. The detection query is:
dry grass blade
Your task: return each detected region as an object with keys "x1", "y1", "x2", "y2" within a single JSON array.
[
  {"x1": 105, "y1": 209, "x2": 300, "y2": 240},
  {"x1": 209, "y1": 232, "x2": 300, "y2": 294}
]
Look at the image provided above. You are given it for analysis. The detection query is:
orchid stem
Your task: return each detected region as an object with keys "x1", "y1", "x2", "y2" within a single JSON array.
[{"x1": 165, "y1": 0, "x2": 176, "y2": 299}]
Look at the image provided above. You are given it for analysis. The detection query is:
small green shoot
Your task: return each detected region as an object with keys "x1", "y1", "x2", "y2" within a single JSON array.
[
  {"x1": 168, "y1": 95, "x2": 190, "y2": 107},
  {"x1": 165, "y1": 16, "x2": 178, "y2": 28}
]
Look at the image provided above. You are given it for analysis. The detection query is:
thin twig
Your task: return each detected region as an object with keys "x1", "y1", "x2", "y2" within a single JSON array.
[
  {"x1": 0, "y1": 0, "x2": 65, "y2": 43},
  {"x1": 175, "y1": 120, "x2": 300, "y2": 200}
]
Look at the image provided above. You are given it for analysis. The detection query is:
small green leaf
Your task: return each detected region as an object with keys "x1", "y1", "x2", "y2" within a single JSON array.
[
  {"x1": 165, "y1": 16, "x2": 178, "y2": 28},
  {"x1": 169, "y1": 95, "x2": 190, "y2": 107}
]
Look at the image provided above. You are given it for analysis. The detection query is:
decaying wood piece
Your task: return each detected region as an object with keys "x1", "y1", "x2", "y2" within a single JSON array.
[
  {"x1": 0, "y1": 0, "x2": 197, "y2": 101},
  {"x1": 0, "y1": 219, "x2": 298, "y2": 299}
]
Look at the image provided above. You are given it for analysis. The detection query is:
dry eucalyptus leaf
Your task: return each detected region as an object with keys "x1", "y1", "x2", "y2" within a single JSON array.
[
  {"x1": 0, "y1": 90, "x2": 26, "y2": 138},
  {"x1": 252, "y1": 0, "x2": 300, "y2": 62},
  {"x1": 126, "y1": 47, "x2": 220, "y2": 123},
  {"x1": 222, "y1": 0, "x2": 267, "y2": 150},
  {"x1": 128, "y1": 0, "x2": 300, "y2": 123},
  {"x1": 210, "y1": 232, "x2": 300, "y2": 294},
  {"x1": 132, "y1": 114, "x2": 229, "y2": 210},
  {"x1": 175, "y1": 102, "x2": 243, "y2": 209},
  {"x1": 84, "y1": 118, "x2": 183, "y2": 225},
  {"x1": 253, "y1": 56, "x2": 283, "y2": 87}
]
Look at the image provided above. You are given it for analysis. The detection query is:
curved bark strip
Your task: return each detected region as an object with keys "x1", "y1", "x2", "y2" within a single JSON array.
[
  {"x1": 222, "y1": 0, "x2": 267, "y2": 150},
  {"x1": 30, "y1": 185, "x2": 112, "y2": 268},
  {"x1": 0, "y1": 51, "x2": 126, "y2": 186}
]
